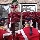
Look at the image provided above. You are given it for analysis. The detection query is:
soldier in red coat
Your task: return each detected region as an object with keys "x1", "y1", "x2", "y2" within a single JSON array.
[
  {"x1": 0, "y1": 18, "x2": 13, "y2": 40},
  {"x1": 3, "y1": 24, "x2": 13, "y2": 40},
  {"x1": 0, "y1": 28, "x2": 13, "y2": 40},
  {"x1": 0, "y1": 28, "x2": 7, "y2": 40},
  {"x1": 15, "y1": 17, "x2": 39, "y2": 40}
]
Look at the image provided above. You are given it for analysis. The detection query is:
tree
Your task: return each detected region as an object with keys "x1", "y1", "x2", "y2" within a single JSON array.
[{"x1": 12, "y1": 0, "x2": 18, "y2": 4}]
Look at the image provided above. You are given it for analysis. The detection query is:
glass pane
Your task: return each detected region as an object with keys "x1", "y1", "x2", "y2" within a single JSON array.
[{"x1": 21, "y1": 4, "x2": 36, "y2": 12}]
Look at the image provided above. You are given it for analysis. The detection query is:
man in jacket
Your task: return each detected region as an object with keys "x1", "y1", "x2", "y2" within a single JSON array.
[{"x1": 15, "y1": 17, "x2": 39, "y2": 40}]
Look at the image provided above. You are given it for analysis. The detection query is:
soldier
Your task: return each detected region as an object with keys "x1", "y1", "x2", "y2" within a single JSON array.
[
  {"x1": 0, "y1": 18, "x2": 7, "y2": 40},
  {"x1": 0, "y1": 18, "x2": 13, "y2": 40},
  {"x1": 15, "y1": 17, "x2": 39, "y2": 40},
  {"x1": 3, "y1": 23, "x2": 13, "y2": 40}
]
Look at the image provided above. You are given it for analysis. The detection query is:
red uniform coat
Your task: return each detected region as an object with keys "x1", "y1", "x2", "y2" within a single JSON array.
[
  {"x1": 5, "y1": 35, "x2": 13, "y2": 40},
  {"x1": 0, "y1": 29, "x2": 13, "y2": 40},
  {"x1": 0, "y1": 29, "x2": 7, "y2": 40},
  {"x1": 15, "y1": 27, "x2": 39, "y2": 40}
]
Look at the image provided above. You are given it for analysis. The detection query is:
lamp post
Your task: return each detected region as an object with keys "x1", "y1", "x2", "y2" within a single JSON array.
[{"x1": 20, "y1": 12, "x2": 23, "y2": 29}]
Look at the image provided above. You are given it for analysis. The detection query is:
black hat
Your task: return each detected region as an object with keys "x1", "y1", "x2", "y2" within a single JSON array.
[
  {"x1": 25, "y1": 17, "x2": 32, "y2": 21},
  {"x1": 0, "y1": 18, "x2": 7, "y2": 26}
]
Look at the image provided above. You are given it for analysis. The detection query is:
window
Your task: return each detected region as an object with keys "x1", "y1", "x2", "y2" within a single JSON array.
[
  {"x1": 0, "y1": 4, "x2": 10, "y2": 18},
  {"x1": 19, "y1": 3, "x2": 37, "y2": 12}
]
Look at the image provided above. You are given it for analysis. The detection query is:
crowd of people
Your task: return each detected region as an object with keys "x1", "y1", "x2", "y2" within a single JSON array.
[
  {"x1": 0, "y1": 17, "x2": 40, "y2": 40},
  {"x1": 0, "y1": 1, "x2": 40, "y2": 40}
]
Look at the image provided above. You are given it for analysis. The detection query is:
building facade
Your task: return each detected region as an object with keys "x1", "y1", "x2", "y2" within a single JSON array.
[{"x1": 0, "y1": 0, "x2": 40, "y2": 12}]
